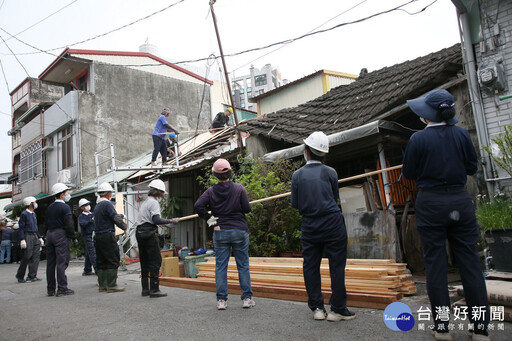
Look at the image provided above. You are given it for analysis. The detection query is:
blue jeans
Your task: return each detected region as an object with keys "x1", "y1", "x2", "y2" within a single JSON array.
[
  {"x1": 0, "y1": 240, "x2": 12, "y2": 263},
  {"x1": 213, "y1": 229, "x2": 252, "y2": 301}
]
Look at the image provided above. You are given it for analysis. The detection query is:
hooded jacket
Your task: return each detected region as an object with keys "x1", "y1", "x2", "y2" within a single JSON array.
[{"x1": 194, "y1": 181, "x2": 251, "y2": 231}]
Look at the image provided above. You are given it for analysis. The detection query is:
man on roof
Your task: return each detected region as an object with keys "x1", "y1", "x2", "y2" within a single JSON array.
[
  {"x1": 151, "y1": 108, "x2": 179, "y2": 166},
  {"x1": 210, "y1": 107, "x2": 234, "y2": 130}
]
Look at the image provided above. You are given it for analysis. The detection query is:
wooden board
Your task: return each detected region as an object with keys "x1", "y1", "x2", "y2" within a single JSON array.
[
  {"x1": 455, "y1": 280, "x2": 512, "y2": 307},
  {"x1": 114, "y1": 192, "x2": 125, "y2": 236}
]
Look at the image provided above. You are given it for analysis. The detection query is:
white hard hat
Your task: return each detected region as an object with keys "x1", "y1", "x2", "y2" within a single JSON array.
[
  {"x1": 98, "y1": 182, "x2": 114, "y2": 193},
  {"x1": 51, "y1": 183, "x2": 70, "y2": 196},
  {"x1": 78, "y1": 198, "x2": 91, "y2": 207},
  {"x1": 148, "y1": 179, "x2": 167, "y2": 193},
  {"x1": 6, "y1": 221, "x2": 13, "y2": 227},
  {"x1": 304, "y1": 131, "x2": 329, "y2": 156},
  {"x1": 12, "y1": 223, "x2": 19, "y2": 230},
  {"x1": 23, "y1": 196, "x2": 37, "y2": 206}
]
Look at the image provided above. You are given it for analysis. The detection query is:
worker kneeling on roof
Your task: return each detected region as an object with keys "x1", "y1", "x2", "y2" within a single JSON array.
[
  {"x1": 210, "y1": 107, "x2": 233, "y2": 130},
  {"x1": 291, "y1": 131, "x2": 356, "y2": 322},
  {"x1": 93, "y1": 183, "x2": 127, "y2": 293},
  {"x1": 194, "y1": 158, "x2": 255, "y2": 310},
  {"x1": 135, "y1": 179, "x2": 178, "y2": 298}
]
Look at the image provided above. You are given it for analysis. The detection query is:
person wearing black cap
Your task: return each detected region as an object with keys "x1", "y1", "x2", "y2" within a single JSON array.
[
  {"x1": 151, "y1": 108, "x2": 179, "y2": 166},
  {"x1": 403, "y1": 89, "x2": 489, "y2": 341},
  {"x1": 45, "y1": 183, "x2": 76, "y2": 297}
]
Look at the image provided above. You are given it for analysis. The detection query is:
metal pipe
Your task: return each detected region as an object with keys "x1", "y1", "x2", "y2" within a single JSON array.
[
  {"x1": 457, "y1": 10, "x2": 497, "y2": 196},
  {"x1": 209, "y1": 0, "x2": 242, "y2": 148}
]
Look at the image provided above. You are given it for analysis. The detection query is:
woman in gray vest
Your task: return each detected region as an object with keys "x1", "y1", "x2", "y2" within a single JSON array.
[{"x1": 135, "y1": 179, "x2": 178, "y2": 298}]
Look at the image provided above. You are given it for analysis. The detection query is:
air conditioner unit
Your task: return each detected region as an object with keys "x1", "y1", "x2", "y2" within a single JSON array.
[{"x1": 57, "y1": 169, "x2": 71, "y2": 184}]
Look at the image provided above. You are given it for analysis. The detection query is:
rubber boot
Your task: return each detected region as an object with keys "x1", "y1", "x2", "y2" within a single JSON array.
[
  {"x1": 106, "y1": 269, "x2": 125, "y2": 293},
  {"x1": 141, "y1": 277, "x2": 149, "y2": 297},
  {"x1": 149, "y1": 277, "x2": 167, "y2": 298},
  {"x1": 97, "y1": 270, "x2": 107, "y2": 293}
]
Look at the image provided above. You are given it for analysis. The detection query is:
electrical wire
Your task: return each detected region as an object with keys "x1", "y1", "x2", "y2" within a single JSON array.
[
  {"x1": 0, "y1": 58, "x2": 10, "y2": 92},
  {"x1": 0, "y1": 0, "x2": 186, "y2": 56},
  {"x1": 0, "y1": 0, "x2": 79, "y2": 46},
  {"x1": 0, "y1": 34, "x2": 30, "y2": 77},
  {"x1": 194, "y1": 54, "x2": 216, "y2": 136}
]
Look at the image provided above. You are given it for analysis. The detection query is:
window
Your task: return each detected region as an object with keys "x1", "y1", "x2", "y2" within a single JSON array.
[
  {"x1": 258, "y1": 89, "x2": 265, "y2": 95},
  {"x1": 247, "y1": 87, "x2": 252, "y2": 94},
  {"x1": 19, "y1": 140, "x2": 42, "y2": 183},
  {"x1": 76, "y1": 72, "x2": 88, "y2": 91},
  {"x1": 58, "y1": 126, "x2": 73, "y2": 170},
  {"x1": 239, "y1": 88, "x2": 244, "y2": 94},
  {"x1": 240, "y1": 99, "x2": 245, "y2": 108},
  {"x1": 255, "y1": 75, "x2": 267, "y2": 86}
]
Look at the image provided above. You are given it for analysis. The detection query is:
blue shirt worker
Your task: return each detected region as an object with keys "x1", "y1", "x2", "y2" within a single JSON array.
[
  {"x1": 403, "y1": 89, "x2": 489, "y2": 341},
  {"x1": 194, "y1": 159, "x2": 255, "y2": 310},
  {"x1": 78, "y1": 198, "x2": 96, "y2": 276},
  {"x1": 291, "y1": 132, "x2": 355, "y2": 322},
  {"x1": 45, "y1": 183, "x2": 76, "y2": 297},
  {"x1": 15, "y1": 196, "x2": 43, "y2": 283},
  {"x1": 135, "y1": 179, "x2": 178, "y2": 298},
  {"x1": 0, "y1": 222, "x2": 14, "y2": 263},
  {"x1": 93, "y1": 182, "x2": 127, "y2": 293},
  {"x1": 151, "y1": 107, "x2": 179, "y2": 166}
]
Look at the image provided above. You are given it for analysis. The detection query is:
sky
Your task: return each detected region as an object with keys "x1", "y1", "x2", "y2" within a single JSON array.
[{"x1": 0, "y1": 0, "x2": 461, "y2": 174}]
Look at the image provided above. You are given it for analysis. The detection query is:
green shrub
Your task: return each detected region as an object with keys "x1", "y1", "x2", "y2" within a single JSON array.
[
  {"x1": 198, "y1": 156, "x2": 303, "y2": 256},
  {"x1": 476, "y1": 193, "x2": 512, "y2": 236}
]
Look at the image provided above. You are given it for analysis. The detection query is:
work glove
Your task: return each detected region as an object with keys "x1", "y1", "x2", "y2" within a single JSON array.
[
  {"x1": 20, "y1": 240, "x2": 27, "y2": 249},
  {"x1": 170, "y1": 218, "x2": 179, "y2": 224},
  {"x1": 39, "y1": 238, "x2": 44, "y2": 247},
  {"x1": 207, "y1": 216, "x2": 219, "y2": 228}
]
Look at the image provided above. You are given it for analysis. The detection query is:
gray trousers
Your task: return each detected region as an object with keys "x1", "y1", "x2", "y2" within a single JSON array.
[
  {"x1": 46, "y1": 229, "x2": 70, "y2": 291},
  {"x1": 16, "y1": 232, "x2": 41, "y2": 280}
]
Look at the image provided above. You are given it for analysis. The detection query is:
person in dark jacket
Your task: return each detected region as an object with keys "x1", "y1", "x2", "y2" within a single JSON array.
[
  {"x1": 194, "y1": 159, "x2": 254, "y2": 310},
  {"x1": 291, "y1": 131, "x2": 355, "y2": 322},
  {"x1": 78, "y1": 198, "x2": 96, "y2": 276},
  {"x1": 0, "y1": 222, "x2": 14, "y2": 263},
  {"x1": 93, "y1": 182, "x2": 127, "y2": 293},
  {"x1": 16, "y1": 196, "x2": 43, "y2": 283},
  {"x1": 135, "y1": 179, "x2": 178, "y2": 298},
  {"x1": 46, "y1": 183, "x2": 76, "y2": 297},
  {"x1": 151, "y1": 108, "x2": 179, "y2": 166},
  {"x1": 210, "y1": 107, "x2": 233, "y2": 130},
  {"x1": 11, "y1": 223, "x2": 21, "y2": 263},
  {"x1": 403, "y1": 89, "x2": 489, "y2": 341}
]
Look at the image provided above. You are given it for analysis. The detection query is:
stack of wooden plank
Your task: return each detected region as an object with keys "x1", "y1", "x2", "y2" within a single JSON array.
[{"x1": 160, "y1": 257, "x2": 416, "y2": 309}]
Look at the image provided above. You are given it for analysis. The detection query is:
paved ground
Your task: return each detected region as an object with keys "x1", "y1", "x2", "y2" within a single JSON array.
[{"x1": 0, "y1": 261, "x2": 510, "y2": 341}]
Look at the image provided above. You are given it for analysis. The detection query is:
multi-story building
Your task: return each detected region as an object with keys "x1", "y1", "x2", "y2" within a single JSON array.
[
  {"x1": 231, "y1": 64, "x2": 285, "y2": 112},
  {"x1": 5, "y1": 48, "x2": 212, "y2": 211}
]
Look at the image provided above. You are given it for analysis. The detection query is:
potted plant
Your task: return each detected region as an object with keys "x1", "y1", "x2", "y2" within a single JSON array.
[{"x1": 479, "y1": 125, "x2": 512, "y2": 272}]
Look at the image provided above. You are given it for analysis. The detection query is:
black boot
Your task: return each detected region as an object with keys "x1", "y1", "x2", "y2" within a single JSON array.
[
  {"x1": 149, "y1": 278, "x2": 167, "y2": 298},
  {"x1": 141, "y1": 277, "x2": 149, "y2": 297}
]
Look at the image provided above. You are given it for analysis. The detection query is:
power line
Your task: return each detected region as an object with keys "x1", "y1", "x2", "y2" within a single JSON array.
[
  {"x1": 232, "y1": 0, "x2": 369, "y2": 73},
  {"x1": 0, "y1": 0, "x2": 79, "y2": 47},
  {"x1": 0, "y1": 58, "x2": 9, "y2": 92},
  {"x1": 0, "y1": 0, "x2": 186, "y2": 56},
  {"x1": 0, "y1": 33, "x2": 30, "y2": 77}
]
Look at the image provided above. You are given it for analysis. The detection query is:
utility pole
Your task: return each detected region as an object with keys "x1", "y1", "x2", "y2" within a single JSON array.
[{"x1": 209, "y1": 0, "x2": 243, "y2": 148}]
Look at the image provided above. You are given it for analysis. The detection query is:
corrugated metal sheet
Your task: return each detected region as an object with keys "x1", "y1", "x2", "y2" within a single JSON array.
[
  {"x1": 328, "y1": 74, "x2": 355, "y2": 88},
  {"x1": 71, "y1": 54, "x2": 205, "y2": 86}
]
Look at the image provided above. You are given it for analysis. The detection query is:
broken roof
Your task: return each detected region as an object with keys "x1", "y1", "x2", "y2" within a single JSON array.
[{"x1": 241, "y1": 44, "x2": 462, "y2": 144}]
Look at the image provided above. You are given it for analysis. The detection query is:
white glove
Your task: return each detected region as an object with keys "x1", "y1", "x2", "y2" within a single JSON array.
[
  {"x1": 20, "y1": 240, "x2": 27, "y2": 249},
  {"x1": 39, "y1": 238, "x2": 44, "y2": 247},
  {"x1": 207, "y1": 216, "x2": 218, "y2": 227}
]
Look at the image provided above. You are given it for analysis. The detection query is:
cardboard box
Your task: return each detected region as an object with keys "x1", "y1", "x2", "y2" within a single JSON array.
[
  {"x1": 161, "y1": 257, "x2": 180, "y2": 277},
  {"x1": 161, "y1": 250, "x2": 174, "y2": 258}
]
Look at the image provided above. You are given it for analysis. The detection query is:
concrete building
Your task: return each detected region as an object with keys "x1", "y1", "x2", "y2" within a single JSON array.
[
  {"x1": 249, "y1": 70, "x2": 357, "y2": 116},
  {"x1": 6, "y1": 48, "x2": 212, "y2": 210},
  {"x1": 453, "y1": 0, "x2": 512, "y2": 194},
  {"x1": 232, "y1": 64, "x2": 284, "y2": 112}
]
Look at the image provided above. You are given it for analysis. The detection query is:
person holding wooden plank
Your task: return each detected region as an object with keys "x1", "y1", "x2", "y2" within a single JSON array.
[
  {"x1": 93, "y1": 182, "x2": 127, "y2": 293},
  {"x1": 194, "y1": 158, "x2": 254, "y2": 310},
  {"x1": 291, "y1": 131, "x2": 356, "y2": 322},
  {"x1": 135, "y1": 179, "x2": 178, "y2": 298},
  {"x1": 403, "y1": 90, "x2": 489, "y2": 341}
]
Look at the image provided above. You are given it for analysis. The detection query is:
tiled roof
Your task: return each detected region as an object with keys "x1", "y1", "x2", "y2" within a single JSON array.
[{"x1": 241, "y1": 44, "x2": 462, "y2": 144}]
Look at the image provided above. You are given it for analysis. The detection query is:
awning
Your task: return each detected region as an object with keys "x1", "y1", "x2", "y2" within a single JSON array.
[
  {"x1": 3, "y1": 193, "x2": 49, "y2": 211},
  {"x1": 263, "y1": 120, "x2": 413, "y2": 162}
]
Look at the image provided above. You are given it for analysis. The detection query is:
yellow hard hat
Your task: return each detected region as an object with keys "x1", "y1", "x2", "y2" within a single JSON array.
[{"x1": 226, "y1": 107, "x2": 233, "y2": 114}]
